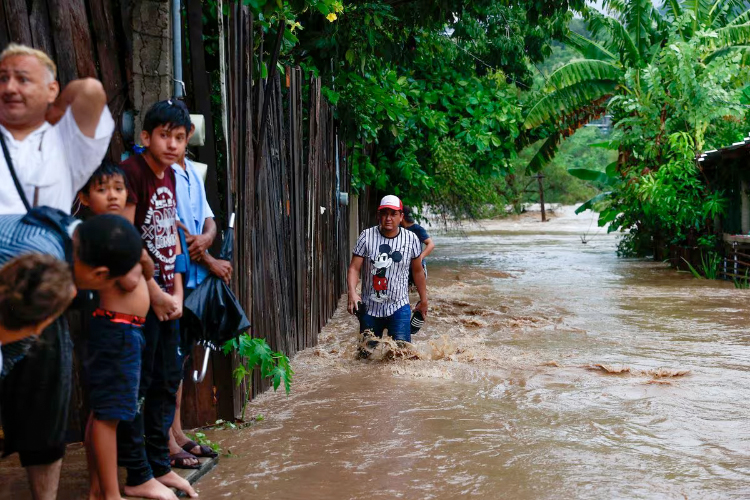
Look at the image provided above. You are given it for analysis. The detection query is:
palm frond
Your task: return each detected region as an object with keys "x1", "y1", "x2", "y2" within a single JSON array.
[
  {"x1": 704, "y1": 44, "x2": 750, "y2": 64},
  {"x1": 602, "y1": 0, "x2": 627, "y2": 19},
  {"x1": 666, "y1": 0, "x2": 683, "y2": 19},
  {"x1": 630, "y1": 0, "x2": 652, "y2": 61},
  {"x1": 708, "y1": 0, "x2": 727, "y2": 27},
  {"x1": 707, "y1": 0, "x2": 748, "y2": 27},
  {"x1": 523, "y1": 80, "x2": 619, "y2": 129},
  {"x1": 604, "y1": 0, "x2": 656, "y2": 59},
  {"x1": 727, "y1": 8, "x2": 750, "y2": 26},
  {"x1": 545, "y1": 60, "x2": 623, "y2": 92},
  {"x1": 716, "y1": 23, "x2": 750, "y2": 47},
  {"x1": 564, "y1": 31, "x2": 617, "y2": 61},
  {"x1": 652, "y1": 4, "x2": 670, "y2": 35},
  {"x1": 691, "y1": 0, "x2": 713, "y2": 31},
  {"x1": 587, "y1": 13, "x2": 642, "y2": 67},
  {"x1": 526, "y1": 134, "x2": 562, "y2": 174}
]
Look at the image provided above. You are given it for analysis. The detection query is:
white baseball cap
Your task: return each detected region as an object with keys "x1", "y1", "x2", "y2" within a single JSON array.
[{"x1": 378, "y1": 195, "x2": 403, "y2": 211}]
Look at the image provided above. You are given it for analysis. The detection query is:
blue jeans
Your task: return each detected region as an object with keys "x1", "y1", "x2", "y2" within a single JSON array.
[
  {"x1": 85, "y1": 316, "x2": 145, "y2": 422},
  {"x1": 360, "y1": 303, "x2": 412, "y2": 343},
  {"x1": 117, "y1": 312, "x2": 182, "y2": 486}
]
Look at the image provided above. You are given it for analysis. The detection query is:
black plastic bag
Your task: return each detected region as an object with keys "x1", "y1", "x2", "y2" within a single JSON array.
[{"x1": 183, "y1": 217, "x2": 250, "y2": 347}]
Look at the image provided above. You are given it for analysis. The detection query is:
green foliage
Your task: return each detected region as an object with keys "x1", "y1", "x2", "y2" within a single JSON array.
[
  {"x1": 733, "y1": 268, "x2": 750, "y2": 288},
  {"x1": 223, "y1": 334, "x2": 294, "y2": 421},
  {"x1": 545, "y1": 59, "x2": 623, "y2": 91},
  {"x1": 515, "y1": 126, "x2": 617, "y2": 205},
  {"x1": 524, "y1": 80, "x2": 618, "y2": 129},
  {"x1": 334, "y1": 31, "x2": 524, "y2": 214},
  {"x1": 528, "y1": 0, "x2": 750, "y2": 260},
  {"x1": 286, "y1": 0, "x2": 580, "y2": 217},
  {"x1": 682, "y1": 252, "x2": 721, "y2": 279},
  {"x1": 186, "y1": 431, "x2": 221, "y2": 454}
]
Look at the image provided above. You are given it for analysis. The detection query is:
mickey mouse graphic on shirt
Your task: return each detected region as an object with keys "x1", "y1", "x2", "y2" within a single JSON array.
[{"x1": 371, "y1": 244, "x2": 402, "y2": 303}]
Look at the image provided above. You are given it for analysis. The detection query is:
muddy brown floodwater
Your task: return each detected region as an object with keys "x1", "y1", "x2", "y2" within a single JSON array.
[{"x1": 197, "y1": 206, "x2": 750, "y2": 499}]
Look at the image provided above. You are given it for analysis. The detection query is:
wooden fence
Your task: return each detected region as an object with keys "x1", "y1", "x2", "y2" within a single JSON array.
[{"x1": 180, "y1": 5, "x2": 353, "y2": 426}]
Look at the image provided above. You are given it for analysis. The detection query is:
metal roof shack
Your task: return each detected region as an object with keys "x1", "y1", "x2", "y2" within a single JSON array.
[
  {"x1": 695, "y1": 136, "x2": 750, "y2": 280},
  {"x1": 696, "y1": 136, "x2": 750, "y2": 170}
]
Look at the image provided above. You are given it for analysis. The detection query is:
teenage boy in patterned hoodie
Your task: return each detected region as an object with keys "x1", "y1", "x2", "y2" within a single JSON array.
[{"x1": 118, "y1": 100, "x2": 197, "y2": 500}]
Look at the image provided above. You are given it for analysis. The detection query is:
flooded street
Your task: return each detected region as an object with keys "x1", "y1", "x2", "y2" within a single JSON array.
[{"x1": 197, "y1": 206, "x2": 750, "y2": 499}]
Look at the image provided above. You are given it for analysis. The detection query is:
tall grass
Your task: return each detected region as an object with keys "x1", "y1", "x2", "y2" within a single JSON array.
[
  {"x1": 682, "y1": 252, "x2": 721, "y2": 280},
  {"x1": 734, "y1": 268, "x2": 750, "y2": 289}
]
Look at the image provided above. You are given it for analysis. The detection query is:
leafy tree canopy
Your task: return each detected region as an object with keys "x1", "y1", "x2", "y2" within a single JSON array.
[
  {"x1": 220, "y1": 0, "x2": 584, "y2": 217},
  {"x1": 524, "y1": 0, "x2": 750, "y2": 256}
]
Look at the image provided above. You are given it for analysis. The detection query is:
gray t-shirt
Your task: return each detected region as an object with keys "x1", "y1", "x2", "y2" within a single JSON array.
[{"x1": 353, "y1": 226, "x2": 421, "y2": 317}]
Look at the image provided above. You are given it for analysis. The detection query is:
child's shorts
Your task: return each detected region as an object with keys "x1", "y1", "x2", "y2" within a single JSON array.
[{"x1": 84, "y1": 309, "x2": 146, "y2": 422}]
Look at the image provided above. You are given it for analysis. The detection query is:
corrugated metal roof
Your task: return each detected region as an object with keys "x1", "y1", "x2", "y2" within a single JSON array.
[{"x1": 695, "y1": 134, "x2": 750, "y2": 168}]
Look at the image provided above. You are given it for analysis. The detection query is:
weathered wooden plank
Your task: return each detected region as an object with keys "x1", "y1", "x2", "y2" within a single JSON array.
[
  {"x1": 290, "y1": 67, "x2": 305, "y2": 352},
  {"x1": 46, "y1": 0, "x2": 79, "y2": 85},
  {"x1": 181, "y1": 347, "x2": 219, "y2": 429},
  {"x1": 3, "y1": 0, "x2": 32, "y2": 45},
  {"x1": 68, "y1": 0, "x2": 97, "y2": 77},
  {"x1": 0, "y1": 0, "x2": 9, "y2": 49},
  {"x1": 88, "y1": 0, "x2": 128, "y2": 159},
  {"x1": 29, "y1": 0, "x2": 55, "y2": 58}
]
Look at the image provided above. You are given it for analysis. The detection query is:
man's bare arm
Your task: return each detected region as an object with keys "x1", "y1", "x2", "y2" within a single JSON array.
[
  {"x1": 347, "y1": 255, "x2": 364, "y2": 314},
  {"x1": 45, "y1": 78, "x2": 107, "y2": 138},
  {"x1": 411, "y1": 259, "x2": 428, "y2": 317},
  {"x1": 187, "y1": 217, "x2": 217, "y2": 262},
  {"x1": 421, "y1": 238, "x2": 435, "y2": 259}
]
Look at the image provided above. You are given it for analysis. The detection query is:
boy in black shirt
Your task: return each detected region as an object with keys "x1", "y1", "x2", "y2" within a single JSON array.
[{"x1": 401, "y1": 206, "x2": 435, "y2": 285}]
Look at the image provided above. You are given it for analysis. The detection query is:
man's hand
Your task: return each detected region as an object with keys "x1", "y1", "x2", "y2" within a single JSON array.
[
  {"x1": 186, "y1": 233, "x2": 212, "y2": 261},
  {"x1": 151, "y1": 289, "x2": 178, "y2": 321},
  {"x1": 45, "y1": 102, "x2": 66, "y2": 125},
  {"x1": 206, "y1": 256, "x2": 232, "y2": 284},
  {"x1": 415, "y1": 300, "x2": 428, "y2": 318},
  {"x1": 347, "y1": 292, "x2": 362, "y2": 315},
  {"x1": 167, "y1": 299, "x2": 183, "y2": 321}
]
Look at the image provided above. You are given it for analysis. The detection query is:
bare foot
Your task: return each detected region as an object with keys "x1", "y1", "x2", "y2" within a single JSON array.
[
  {"x1": 88, "y1": 483, "x2": 102, "y2": 500},
  {"x1": 156, "y1": 471, "x2": 198, "y2": 498},
  {"x1": 123, "y1": 479, "x2": 179, "y2": 500}
]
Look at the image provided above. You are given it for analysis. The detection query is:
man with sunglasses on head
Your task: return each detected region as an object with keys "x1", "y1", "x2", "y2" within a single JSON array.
[{"x1": 347, "y1": 195, "x2": 428, "y2": 346}]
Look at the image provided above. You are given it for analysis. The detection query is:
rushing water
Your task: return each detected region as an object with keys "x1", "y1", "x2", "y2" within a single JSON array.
[{"x1": 197, "y1": 206, "x2": 750, "y2": 500}]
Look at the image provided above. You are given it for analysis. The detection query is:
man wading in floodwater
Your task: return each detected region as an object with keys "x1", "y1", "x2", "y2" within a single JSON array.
[{"x1": 347, "y1": 195, "x2": 428, "y2": 350}]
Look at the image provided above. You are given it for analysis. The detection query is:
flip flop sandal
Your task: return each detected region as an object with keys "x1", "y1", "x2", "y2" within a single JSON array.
[
  {"x1": 182, "y1": 440, "x2": 218, "y2": 458},
  {"x1": 170, "y1": 451, "x2": 201, "y2": 469},
  {"x1": 411, "y1": 310, "x2": 424, "y2": 335}
]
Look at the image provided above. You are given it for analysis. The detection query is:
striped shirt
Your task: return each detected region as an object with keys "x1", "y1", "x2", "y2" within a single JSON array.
[
  {"x1": 354, "y1": 226, "x2": 421, "y2": 317},
  {"x1": 0, "y1": 214, "x2": 67, "y2": 377}
]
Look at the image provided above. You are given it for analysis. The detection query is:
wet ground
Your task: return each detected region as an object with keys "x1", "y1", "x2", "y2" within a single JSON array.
[{"x1": 196, "y1": 206, "x2": 750, "y2": 499}]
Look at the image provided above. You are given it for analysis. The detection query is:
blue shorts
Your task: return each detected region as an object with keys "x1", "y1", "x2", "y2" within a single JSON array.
[
  {"x1": 85, "y1": 313, "x2": 145, "y2": 422},
  {"x1": 360, "y1": 303, "x2": 412, "y2": 342}
]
